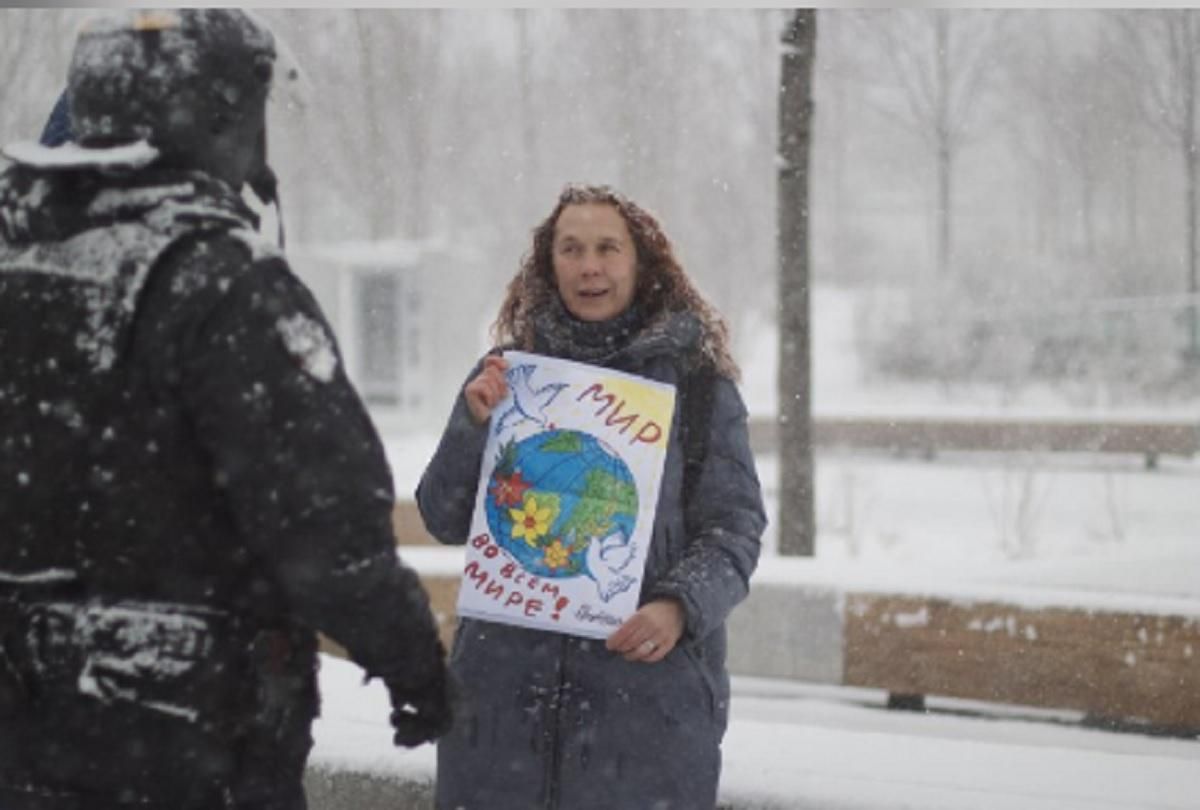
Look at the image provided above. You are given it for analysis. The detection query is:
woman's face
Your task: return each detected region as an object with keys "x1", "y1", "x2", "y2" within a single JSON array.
[{"x1": 550, "y1": 203, "x2": 638, "y2": 322}]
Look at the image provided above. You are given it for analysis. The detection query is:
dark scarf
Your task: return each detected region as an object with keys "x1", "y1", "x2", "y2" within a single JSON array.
[
  {"x1": 531, "y1": 294, "x2": 646, "y2": 364},
  {"x1": 529, "y1": 294, "x2": 709, "y2": 376}
]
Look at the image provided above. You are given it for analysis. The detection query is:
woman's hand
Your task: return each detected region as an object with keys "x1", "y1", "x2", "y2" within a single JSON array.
[
  {"x1": 606, "y1": 598, "x2": 686, "y2": 664},
  {"x1": 463, "y1": 355, "x2": 509, "y2": 425}
]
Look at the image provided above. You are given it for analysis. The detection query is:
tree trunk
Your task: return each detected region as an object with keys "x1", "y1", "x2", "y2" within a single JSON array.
[
  {"x1": 1185, "y1": 13, "x2": 1200, "y2": 362},
  {"x1": 403, "y1": 11, "x2": 441, "y2": 241},
  {"x1": 1187, "y1": 148, "x2": 1200, "y2": 361},
  {"x1": 934, "y1": 11, "x2": 952, "y2": 278},
  {"x1": 0, "y1": 11, "x2": 36, "y2": 133},
  {"x1": 355, "y1": 11, "x2": 390, "y2": 241},
  {"x1": 777, "y1": 9, "x2": 817, "y2": 557},
  {"x1": 826, "y1": 13, "x2": 848, "y2": 280},
  {"x1": 516, "y1": 10, "x2": 538, "y2": 217},
  {"x1": 937, "y1": 141, "x2": 952, "y2": 277},
  {"x1": 1081, "y1": 160, "x2": 1096, "y2": 259},
  {"x1": 1124, "y1": 140, "x2": 1138, "y2": 252}
]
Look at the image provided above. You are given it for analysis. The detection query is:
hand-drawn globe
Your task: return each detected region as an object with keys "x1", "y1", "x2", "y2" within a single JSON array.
[{"x1": 484, "y1": 429, "x2": 638, "y2": 579}]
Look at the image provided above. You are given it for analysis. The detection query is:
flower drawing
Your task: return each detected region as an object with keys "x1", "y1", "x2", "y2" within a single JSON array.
[
  {"x1": 490, "y1": 470, "x2": 532, "y2": 508},
  {"x1": 542, "y1": 539, "x2": 570, "y2": 570},
  {"x1": 510, "y1": 493, "x2": 554, "y2": 546}
]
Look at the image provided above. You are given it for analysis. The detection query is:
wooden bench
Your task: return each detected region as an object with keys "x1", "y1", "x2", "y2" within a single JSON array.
[
  {"x1": 749, "y1": 415, "x2": 1200, "y2": 468},
  {"x1": 392, "y1": 498, "x2": 439, "y2": 547},
  {"x1": 842, "y1": 592, "x2": 1200, "y2": 732}
]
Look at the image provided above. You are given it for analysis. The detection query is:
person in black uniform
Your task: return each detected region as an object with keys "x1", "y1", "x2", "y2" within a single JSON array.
[{"x1": 0, "y1": 9, "x2": 452, "y2": 809}]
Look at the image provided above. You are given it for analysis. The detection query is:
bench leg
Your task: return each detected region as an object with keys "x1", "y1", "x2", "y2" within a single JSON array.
[{"x1": 886, "y1": 692, "x2": 927, "y2": 712}]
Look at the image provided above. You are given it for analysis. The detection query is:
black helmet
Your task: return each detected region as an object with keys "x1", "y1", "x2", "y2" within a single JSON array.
[{"x1": 67, "y1": 9, "x2": 276, "y2": 193}]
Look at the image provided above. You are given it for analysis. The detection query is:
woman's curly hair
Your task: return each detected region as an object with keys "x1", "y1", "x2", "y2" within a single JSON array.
[{"x1": 491, "y1": 184, "x2": 740, "y2": 380}]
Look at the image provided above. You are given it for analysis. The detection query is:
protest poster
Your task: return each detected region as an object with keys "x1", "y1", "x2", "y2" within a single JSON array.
[{"x1": 455, "y1": 350, "x2": 676, "y2": 639}]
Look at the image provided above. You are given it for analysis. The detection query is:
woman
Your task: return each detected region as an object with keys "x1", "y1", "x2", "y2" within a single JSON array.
[{"x1": 416, "y1": 184, "x2": 765, "y2": 810}]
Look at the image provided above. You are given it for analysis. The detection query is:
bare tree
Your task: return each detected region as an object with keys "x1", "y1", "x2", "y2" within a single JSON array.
[
  {"x1": 231, "y1": 9, "x2": 782, "y2": 343},
  {"x1": 1005, "y1": 13, "x2": 1139, "y2": 262},
  {"x1": 0, "y1": 12, "x2": 36, "y2": 121},
  {"x1": 354, "y1": 11, "x2": 391, "y2": 240},
  {"x1": 304, "y1": 10, "x2": 446, "y2": 242},
  {"x1": 852, "y1": 9, "x2": 1009, "y2": 279},
  {"x1": 778, "y1": 9, "x2": 817, "y2": 557},
  {"x1": 816, "y1": 11, "x2": 853, "y2": 280},
  {"x1": 0, "y1": 9, "x2": 76, "y2": 142},
  {"x1": 1113, "y1": 10, "x2": 1200, "y2": 361},
  {"x1": 514, "y1": 9, "x2": 539, "y2": 216}
]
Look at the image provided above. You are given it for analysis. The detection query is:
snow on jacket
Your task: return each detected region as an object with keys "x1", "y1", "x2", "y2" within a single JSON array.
[
  {"x1": 0, "y1": 162, "x2": 442, "y2": 808},
  {"x1": 416, "y1": 311, "x2": 766, "y2": 810}
]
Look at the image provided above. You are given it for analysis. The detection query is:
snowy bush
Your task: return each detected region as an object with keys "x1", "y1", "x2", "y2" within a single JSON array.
[{"x1": 855, "y1": 259, "x2": 1200, "y2": 405}]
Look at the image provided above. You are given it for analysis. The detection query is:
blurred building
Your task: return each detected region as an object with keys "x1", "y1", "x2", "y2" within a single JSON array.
[{"x1": 290, "y1": 239, "x2": 489, "y2": 434}]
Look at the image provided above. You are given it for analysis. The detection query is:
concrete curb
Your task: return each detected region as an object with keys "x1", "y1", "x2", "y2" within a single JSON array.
[
  {"x1": 305, "y1": 765, "x2": 433, "y2": 810},
  {"x1": 304, "y1": 763, "x2": 794, "y2": 810},
  {"x1": 726, "y1": 582, "x2": 843, "y2": 684}
]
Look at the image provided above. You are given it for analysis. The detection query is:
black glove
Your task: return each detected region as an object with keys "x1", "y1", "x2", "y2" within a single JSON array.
[{"x1": 385, "y1": 658, "x2": 457, "y2": 748}]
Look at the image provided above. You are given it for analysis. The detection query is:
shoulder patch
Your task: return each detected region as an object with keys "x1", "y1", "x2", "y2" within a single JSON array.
[{"x1": 277, "y1": 312, "x2": 338, "y2": 383}]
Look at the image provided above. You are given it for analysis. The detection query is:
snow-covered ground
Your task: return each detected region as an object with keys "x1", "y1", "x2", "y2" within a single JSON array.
[{"x1": 312, "y1": 655, "x2": 1200, "y2": 810}]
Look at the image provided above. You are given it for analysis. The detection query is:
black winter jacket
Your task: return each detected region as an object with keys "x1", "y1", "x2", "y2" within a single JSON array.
[
  {"x1": 0, "y1": 163, "x2": 441, "y2": 809},
  {"x1": 417, "y1": 312, "x2": 766, "y2": 810}
]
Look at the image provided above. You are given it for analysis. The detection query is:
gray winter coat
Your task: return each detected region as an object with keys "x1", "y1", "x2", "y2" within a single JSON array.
[{"x1": 416, "y1": 312, "x2": 766, "y2": 810}]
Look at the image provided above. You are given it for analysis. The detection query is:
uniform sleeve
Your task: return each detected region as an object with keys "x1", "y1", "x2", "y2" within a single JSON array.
[
  {"x1": 170, "y1": 237, "x2": 443, "y2": 686},
  {"x1": 414, "y1": 359, "x2": 489, "y2": 545},
  {"x1": 649, "y1": 376, "x2": 766, "y2": 641}
]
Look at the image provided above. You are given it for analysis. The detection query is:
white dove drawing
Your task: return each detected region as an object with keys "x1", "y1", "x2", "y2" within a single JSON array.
[
  {"x1": 494, "y1": 363, "x2": 568, "y2": 436},
  {"x1": 584, "y1": 527, "x2": 639, "y2": 603}
]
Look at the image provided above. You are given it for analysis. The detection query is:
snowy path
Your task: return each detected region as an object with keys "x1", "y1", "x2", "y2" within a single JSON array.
[
  {"x1": 310, "y1": 655, "x2": 1199, "y2": 809},
  {"x1": 724, "y1": 679, "x2": 1199, "y2": 809}
]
